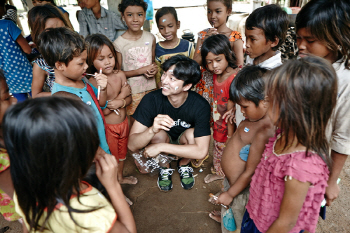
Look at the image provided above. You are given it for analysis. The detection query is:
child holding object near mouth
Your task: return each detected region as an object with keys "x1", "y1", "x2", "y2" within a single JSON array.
[
  {"x1": 154, "y1": 7, "x2": 195, "y2": 87},
  {"x1": 114, "y1": 0, "x2": 158, "y2": 124},
  {"x1": 86, "y1": 34, "x2": 137, "y2": 185}
]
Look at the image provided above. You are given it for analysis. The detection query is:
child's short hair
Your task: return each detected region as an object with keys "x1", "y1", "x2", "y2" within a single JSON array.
[
  {"x1": 28, "y1": 4, "x2": 71, "y2": 45},
  {"x1": 3, "y1": 97, "x2": 100, "y2": 231},
  {"x1": 162, "y1": 55, "x2": 201, "y2": 88},
  {"x1": 265, "y1": 56, "x2": 337, "y2": 164},
  {"x1": 118, "y1": 0, "x2": 148, "y2": 14},
  {"x1": 155, "y1": 7, "x2": 178, "y2": 26},
  {"x1": 85, "y1": 34, "x2": 118, "y2": 74},
  {"x1": 38, "y1": 27, "x2": 86, "y2": 68},
  {"x1": 296, "y1": 0, "x2": 350, "y2": 69},
  {"x1": 201, "y1": 34, "x2": 237, "y2": 71},
  {"x1": 230, "y1": 65, "x2": 268, "y2": 106},
  {"x1": 246, "y1": 4, "x2": 289, "y2": 51}
]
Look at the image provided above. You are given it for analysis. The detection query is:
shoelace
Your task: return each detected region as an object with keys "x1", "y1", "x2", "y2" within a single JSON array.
[
  {"x1": 160, "y1": 168, "x2": 174, "y2": 180},
  {"x1": 178, "y1": 166, "x2": 193, "y2": 178}
]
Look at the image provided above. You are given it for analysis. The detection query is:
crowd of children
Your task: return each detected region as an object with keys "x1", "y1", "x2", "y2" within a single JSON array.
[{"x1": 0, "y1": 0, "x2": 349, "y2": 232}]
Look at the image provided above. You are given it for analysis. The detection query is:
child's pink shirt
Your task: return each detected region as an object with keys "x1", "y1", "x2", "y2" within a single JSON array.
[{"x1": 246, "y1": 133, "x2": 329, "y2": 233}]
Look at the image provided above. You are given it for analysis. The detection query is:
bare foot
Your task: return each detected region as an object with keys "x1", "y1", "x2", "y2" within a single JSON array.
[
  {"x1": 119, "y1": 176, "x2": 138, "y2": 185},
  {"x1": 125, "y1": 195, "x2": 133, "y2": 206},
  {"x1": 204, "y1": 174, "x2": 224, "y2": 184},
  {"x1": 209, "y1": 210, "x2": 221, "y2": 223},
  {"x1": 208, "y1": 191, "x2": 222, "y2": 205}
]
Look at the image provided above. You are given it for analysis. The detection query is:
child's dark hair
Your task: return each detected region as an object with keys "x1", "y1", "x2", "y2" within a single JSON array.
[
  {"x1": 38, "y1": 27, "x2": 86, "y2": 68},
  {"x1": 246, "y1": 4, "x2": 289, "y2": 51},
  {"x1": 85, "y1": 34, "x2": 118, "y2": 74},
  {"x1": 296, "y1": 0, "x2": 350, "y2": 69},
  {"x1": 3, "y1": 97, "x2": 100, "y2": 231},
  {"x1": 28, "y1": 4, "x2": 71, "y2": 46},
  {"x1": 162, "y1": 55, "x2": 201, "y2": 87},
  {"x1": 155, "y1": 7, "x2": 178, "y2": 26},
  {"x1": 118, "y1": 0, "x2": 147, "y2": 14},
  {"x1": 230, "y1": 65, "x2": 267, "y2": 106},
  {"x1": 201, "y1": 34, "x2": 237, "y2": 71},
  {"x1": 265, "y1": 56, "x2": 337, "y2": 166}
]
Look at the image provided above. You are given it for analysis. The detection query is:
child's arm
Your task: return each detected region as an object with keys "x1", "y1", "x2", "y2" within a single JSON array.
[
  {"x1": 95, "y1": 153, "x2": 137, "y2": 233},
  {"x1": 31, "y1": 63, "x2": 51, "y2": 98},
  {"x1": 16, "y1": 34, "x2": 32, "y2": 54},
  {"x1": 266, "y1": 178, "x2": 310, "y2": 233},
  {"x1": 216, "y1": 130, "x2": 269, "y2": 206},
  {"x1": 116, "y1": 51, "x2": 155, "y2": 78},
  {"x1": 226, "y1": 100, "x2": 235, "y2": 138},
  {"x1": 232, "y1": 40, "x2": 244, "y2": 67},
  {"x1": 193, "y1": 29, "x2": 218, "y2": 65},
  {"x1": 94, "y1": 73, "x2": 108, "y2": 107}
]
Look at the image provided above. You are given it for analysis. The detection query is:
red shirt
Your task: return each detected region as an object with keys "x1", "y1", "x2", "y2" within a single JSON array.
[{"x1": 212, "y1": 73, "x2": 235, "y2": 142}]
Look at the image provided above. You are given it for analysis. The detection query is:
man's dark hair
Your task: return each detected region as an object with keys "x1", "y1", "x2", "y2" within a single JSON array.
[
  {"x1": 118, "y1": 0, "x2": 148, "y2": 14},
  {"x1": 230, "y1": 65, "x2": 268, "y2": 107},
  {"x1": 162, "y1": 55, "x2": 201, "y2": 88},
  {"x1": 155, "y1": 7, "x2": 178, "y2": 25},
  {"x1": 37, "y1": 27, "x2": 86, "y2": 68},
  {"x1": 246, "y1": 4, "x2": 289, "y2": 51}
]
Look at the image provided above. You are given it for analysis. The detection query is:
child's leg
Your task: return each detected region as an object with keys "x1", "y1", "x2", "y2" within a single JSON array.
[{"x1": 205, "y1": 140, "x2": 225, "y2": 183}]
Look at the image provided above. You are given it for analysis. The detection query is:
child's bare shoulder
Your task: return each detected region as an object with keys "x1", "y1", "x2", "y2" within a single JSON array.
[
  {"x1": 252, "y1": 121, "x2": 275, "y2": 144},
  {"x1": 107, "y1": 70, "x2": 126, "y2": 85}
]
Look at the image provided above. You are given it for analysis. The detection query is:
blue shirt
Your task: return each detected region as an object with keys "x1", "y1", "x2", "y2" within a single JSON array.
[
  {"x1": 0, "y1": 20, "x2": 32, "y2": 93},
  {"x1": 51, "y1": 81, "x2": 111, "y2": 154}
]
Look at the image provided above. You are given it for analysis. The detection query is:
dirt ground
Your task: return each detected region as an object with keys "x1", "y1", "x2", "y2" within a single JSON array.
[{"x1": 1, "y1": 138, "x2": 349, "y2": 233}]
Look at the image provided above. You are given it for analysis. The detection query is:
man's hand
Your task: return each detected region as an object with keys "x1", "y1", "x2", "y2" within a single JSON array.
[
  {"x1": 144, "y1": 143, "x2": 162, "y2": 158},
  {"x1": 216, "y1": 191, "x2": 233, "y2": 206},
  {"x1": 151, "y1": 114, "x2": 174, "y2": 134},
  {"x1": 325, "y1": 182, "x2": 340, "y2": 206}
]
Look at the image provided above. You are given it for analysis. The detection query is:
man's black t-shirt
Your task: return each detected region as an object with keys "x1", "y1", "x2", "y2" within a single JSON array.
[{"x1": 133, "y1": 89, "x2": 211, "y2": 141}]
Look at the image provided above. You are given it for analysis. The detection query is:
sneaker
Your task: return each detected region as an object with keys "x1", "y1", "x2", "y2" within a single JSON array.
[
  {"x1": 178, "y1": 165, "x2": 195, "y2": 190},
  {"x1": 157, "y1": 167, "x2": 174, "y2": 192}
]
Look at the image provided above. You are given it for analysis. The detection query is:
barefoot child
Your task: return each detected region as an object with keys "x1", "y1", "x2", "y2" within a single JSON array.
[
  {"x1": 296, "y1": 0, "x2": 350, "y2": 206},
  {"x1": 154, "y1": 7, "x2": 195, "y2": 87},
  {"x1": 240, "y1": 57, "x2": 337, "y2": 233},
  {"x1": 3, "y1": 97, "x2": 136, "y2": 232},
  {"x1": 211, "y1": 66, "x2": 275, "y2": 232},
  {"x1": 198, "y1": 34, "x2": 238, "y2": 182},
  {"x1": 0, "y1": 69, "x2": 20, "y2": 222},
  {"x1": 86, "y1": 34, "x2": 137, "y2": 185},
  {"x1": 114, "y1": 0, "x2": 158, "y2": 122},
  {"x1": 38, "y1": 27, "x2": 111, "y2": 155}
]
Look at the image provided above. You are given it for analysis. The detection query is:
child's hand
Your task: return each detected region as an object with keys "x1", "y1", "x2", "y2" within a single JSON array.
[
  {"x1": 223, "y1": 108, "x2": 236, "y2": 124},
  {"x1": 144, "y1": 64, "x2": 158, "y2": 79},
  {"x1": 120, "y1": 82, "x2": 131, "y2": 97},
  {"x1": 94, "y1": 72, "x2": 108, "y2": 91},
  {"x1": 95, "y1": 153, "x2": 119, "y2": 189},
  {"x1": 216, "y1": 191, "x2": 233, "y2": 206},
  {"x1": 107, "y1": 99, "x2": 123, "y2": 110},
  {"x1": 204, "y1": 28, "x2": 218, "y2": 40}
]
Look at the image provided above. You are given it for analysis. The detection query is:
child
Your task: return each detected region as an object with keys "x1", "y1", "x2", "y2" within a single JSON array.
[
  {"x1": 3, "y1": 97, "x2": 136, "y2": 232},
  {"x1": 0, "y1": 69, "x2": 20, "y2": 222},
  {"x1": 234, "y1": 4, "x2": 288, "y2": 127},
  {"x1": 78, "y1": 0, "x2": 127, "y2": 42},
  {"x1": 239, "y1": 57, "x2": 337, "y2": 233},
  {"x1": 37, "y1": 27, "x2": 111, "y2": 155},
  {"x1": 28, "y1": 4, "x2": 72, "y2": 98},
  {"x1": 198, "y1": 34, "x2": 238, "y2": 182},
  {"x1": 193, "y1": 0, "x2": 243, "y2": 129},
  {"x1": 0, "y1": 19, "x2": 32, "y2": 102},
  {"x1": 31, "y1": 0, "x2": 73, "y2": 29},
  {"x1": 211, "y1": 66, "x2": 274, "y2": 232},
  {"x1": 296, "y1": 0, "x2": 350, "y2": 206},
  {"x1": 154, "y1": 7, "x2": 195, "y2": 87},
  {"x1": 86, "y1": 34, "x2": 137, "y2": 185},
  {"x1": 114, "y1": 0, "x2": 158, "y2": 120}
]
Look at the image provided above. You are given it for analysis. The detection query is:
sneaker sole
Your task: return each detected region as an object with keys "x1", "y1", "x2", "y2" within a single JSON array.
[{"x1": 180, "y1": 178, "x2": 195, "y2": 190}]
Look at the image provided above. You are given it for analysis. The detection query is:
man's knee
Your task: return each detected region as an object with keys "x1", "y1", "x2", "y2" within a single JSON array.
[
  {"x1": 179, "y1": 128, "x2": 195, "y2": 145},
  {"x1": 151, "y1": 130, "x2": 170, "y2": 144}
]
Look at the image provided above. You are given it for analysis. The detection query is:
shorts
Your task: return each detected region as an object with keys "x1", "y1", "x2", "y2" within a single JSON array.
[
  {"x1": 166, "y1": 131, "x2": 185, "y2": 145},
  {"x1": 239, "y1": 144, "x2": 251, "y2": 162},
  {"x1": 221, "y1": 177, "x2": 250, "y2": 233},
  {"x1": 127, "y1": 89, "x2": 154, "y2": 116},
  {"x1": 106, "y1": 118, "x2": 129, "y2": 161}
]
